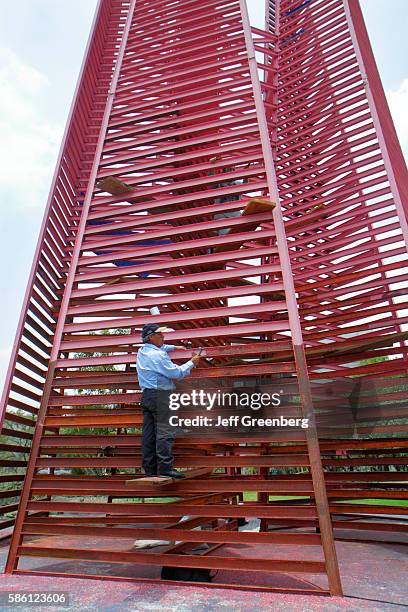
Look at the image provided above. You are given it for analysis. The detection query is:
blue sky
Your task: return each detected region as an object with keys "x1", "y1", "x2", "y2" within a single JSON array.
[{"x1": 0, "y1": 0, "x2": 407, "y2": 387}]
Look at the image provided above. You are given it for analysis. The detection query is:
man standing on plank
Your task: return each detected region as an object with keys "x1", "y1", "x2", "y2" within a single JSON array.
[{"x1": 136, "y1": 323, "x2": 201, "y2": 479}]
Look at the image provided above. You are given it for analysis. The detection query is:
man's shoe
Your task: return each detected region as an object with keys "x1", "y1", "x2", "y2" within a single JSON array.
[{"x1": 158, "y1": 469, "x2": 186, "y2": 479}]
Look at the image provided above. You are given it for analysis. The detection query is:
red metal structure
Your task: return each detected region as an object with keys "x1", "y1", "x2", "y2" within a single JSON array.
[
  {"x1": 1, "y1": 0, "x2": 407, "y2": 595},
  {"x1": 259, "y1": 0, "x2": 408, "y2": 538}
]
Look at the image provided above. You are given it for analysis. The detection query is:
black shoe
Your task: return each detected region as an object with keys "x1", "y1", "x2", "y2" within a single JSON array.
[{"x1": 158, "y1": 469, "x2": 186, "y2": 479}]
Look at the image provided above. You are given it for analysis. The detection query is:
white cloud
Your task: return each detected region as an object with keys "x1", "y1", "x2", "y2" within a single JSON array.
[
  {"x1": 0, "y1": 48, "x2": 62, "y2": 208},
  {"x1": 386, "y1": 78, "x2": 408, "y2": 161}
]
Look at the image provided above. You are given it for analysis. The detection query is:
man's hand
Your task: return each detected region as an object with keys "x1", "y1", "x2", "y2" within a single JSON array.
[
  {"x1": 173, "y1": 345, "x2": 187, "y2": 350},
  {"x1": 191, "y1": 351, "x2": 202, "y2": 365}
]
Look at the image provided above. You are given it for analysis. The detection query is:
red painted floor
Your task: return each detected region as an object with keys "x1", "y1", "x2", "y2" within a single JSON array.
[{"x1": 0, "y1": 530, "x2": 406, "y2": 611}]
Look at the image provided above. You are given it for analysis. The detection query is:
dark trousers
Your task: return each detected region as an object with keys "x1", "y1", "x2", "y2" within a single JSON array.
[{"x1": 141, "y1": 389, "x2": 176, "y2": 475}]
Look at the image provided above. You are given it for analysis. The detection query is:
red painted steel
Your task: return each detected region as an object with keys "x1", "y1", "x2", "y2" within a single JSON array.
[
  {"x1": 2, "y1": 0, "x2": 407, "y2": 596},
  {"x1": 0, "y1": 0, "x2": 129, "y2": 540},
  {"x1": 260, "y1": 0, "x2": 408, "y2": 540}
]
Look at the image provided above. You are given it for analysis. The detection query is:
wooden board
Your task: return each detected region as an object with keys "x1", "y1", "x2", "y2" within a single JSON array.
[
  {"x1": 214, "y1": 198, "x2": 275, "y2": 253},
  {"x1": 242, "y1": 197, "x2": 276, "y2": 216},
  {"x1": 96, "y1": 175, "x2": 154, "y2": 204},
  {"x1": 128, "y1": 476, "x2": 173, "y2": 486},
  {"x1": 126, "y1": 468, "x2": 213, "y2": 487},
  {"x1": 96, "y1": 176, "x2": 133, "y2": 195}
]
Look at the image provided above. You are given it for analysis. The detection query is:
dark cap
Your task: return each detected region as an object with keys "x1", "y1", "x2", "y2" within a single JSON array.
[{"x1": 141, "y1": 323, "x2": 172, "y2": 342}]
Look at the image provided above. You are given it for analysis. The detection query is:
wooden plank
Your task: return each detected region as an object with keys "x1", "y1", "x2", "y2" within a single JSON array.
[
  {"x1": 214, "y1": 198, "x2": 275, "y2": 253},
  {"x1": 242, "y1": 197, "x2": 276, "y2": 215},
  {"x1": 129, "y1": 476, "x2": 173, "y2": 486},
  {"x1": 126, "y1": 468, "x2": 213, "y2": 487},
  {"x1": 95, "y1": 176, "x2": 154, "y2": 203},
  {"x1": 96, "y1": 176, "x2": 133, "y2": 195}
]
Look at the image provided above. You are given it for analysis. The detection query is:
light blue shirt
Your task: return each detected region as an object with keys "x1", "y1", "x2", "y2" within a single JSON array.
[{"x1": 136, "y1": 343, "x2": 195, "y2": 390}]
